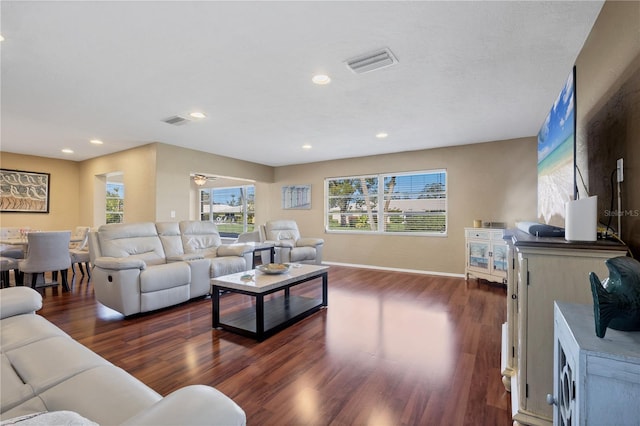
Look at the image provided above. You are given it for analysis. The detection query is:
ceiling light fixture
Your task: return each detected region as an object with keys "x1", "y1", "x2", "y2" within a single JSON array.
[
  {"x1": 61, "y1": 148, "x2": 74, "y2": 154},
  {"x1": 193, "y1": 175, "x2": 208, "y2": 186},
  {"x1": 90, "y1": 139, "x2": 103, "y2": 145},
  {"x1": 376, "y1": 132, "x2": 388, "y2": 139},
  {"x1": 193, "y1": 174, "x2": 218, "y2": 186},
  {"x1": 302, "y1": 144, "x2": 312, "y2": 150},
  {"x1": 189, "y1": 111, "x2": 207, "y2": 119},
  {"x1": 312, "y1": 74, "x2": 331, "y2": 85},
  {"x1": 0, "y1": 35, "x2": 4, "y2": 42}
]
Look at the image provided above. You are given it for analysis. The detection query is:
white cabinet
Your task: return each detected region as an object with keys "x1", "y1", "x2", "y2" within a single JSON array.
[
  {"x1": 502, "y1": 230, "x2": 627, "y2": 425},
  {"x1": 465, "y1": 228, "x2": 507, "y2": 284},
  {"x1": 551, "y1": 302, "x2": 640, "y2": 426}
]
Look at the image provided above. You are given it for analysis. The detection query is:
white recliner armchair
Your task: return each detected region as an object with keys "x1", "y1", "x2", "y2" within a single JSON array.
[{"x1": 262, "y1": 220, "x2": 324, "y2": 264}]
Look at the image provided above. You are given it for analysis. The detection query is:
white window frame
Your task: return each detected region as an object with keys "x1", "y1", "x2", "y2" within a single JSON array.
[
  {"x1": 106, "y1": 182, "x2": 124, "y2": 224},
  {"x1": 325, "y1": 169, "x2": 447, "y2": 236},
  {"x1": 199, "y1": 185, "x2": 255, "y2": 237}
]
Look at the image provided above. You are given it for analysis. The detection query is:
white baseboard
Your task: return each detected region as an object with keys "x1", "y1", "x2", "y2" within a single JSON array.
[{"x1": 322, "y1": 261, "x2": 465, "y2": 278}]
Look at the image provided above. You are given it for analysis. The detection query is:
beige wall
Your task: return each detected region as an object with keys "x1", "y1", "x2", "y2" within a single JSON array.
[
  {"x1": 269, "y1": 137, "x2": 537, "y2": 274},
  {"x1": 78, "y1": 144, "x2": 157, "y2": 225},
  {"x1": 576, "y1": 0, "x2": 640, "y2": 257},
  {"x1": 0, "y1": 152, "x2": 80, "y2": 231},
  {"x1": 76, "y1": 142, "x2": 274, "y2": 225},
  {"x1": 154, "y1": 143, "x2": 274, "y2": 222}
]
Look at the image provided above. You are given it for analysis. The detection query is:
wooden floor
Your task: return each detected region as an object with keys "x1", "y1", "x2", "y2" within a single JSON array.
[{"x1": 29, "y1": 266, "x2": 512, "y2": 426}]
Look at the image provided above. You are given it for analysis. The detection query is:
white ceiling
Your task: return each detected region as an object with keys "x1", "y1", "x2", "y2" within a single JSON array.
[{"x1": 1, "y1": 1, "x2": 604, "y2": 167}]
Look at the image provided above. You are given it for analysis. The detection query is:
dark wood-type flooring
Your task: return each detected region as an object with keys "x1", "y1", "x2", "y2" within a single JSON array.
[{"x1": 26, "y1": 266, "x2": 512, "y2": 425}]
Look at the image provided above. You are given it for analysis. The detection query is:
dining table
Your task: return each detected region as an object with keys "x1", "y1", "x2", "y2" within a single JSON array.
[{"x1": 0, "y1": 234, "x2": 83, "y2": 248}]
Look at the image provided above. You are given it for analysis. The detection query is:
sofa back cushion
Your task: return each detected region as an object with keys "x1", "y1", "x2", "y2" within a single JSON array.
[
  {"x1": 264, "y1": 220, "x2": 301, "y2": 243},
  {"x1": 155, "y1": 222, "x2": 184, "y2": 259},
  {"x1": 96, "y1": 223, "x2": 166, "y2": 266},
  {"x1": 179, "y1": 221, "x2": 221, "y2": 257}
]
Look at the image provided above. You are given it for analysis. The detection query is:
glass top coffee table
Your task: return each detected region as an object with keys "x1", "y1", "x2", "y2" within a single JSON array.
[{"x1": 211, "y1": 264, "x2": 329, "y2": 341}]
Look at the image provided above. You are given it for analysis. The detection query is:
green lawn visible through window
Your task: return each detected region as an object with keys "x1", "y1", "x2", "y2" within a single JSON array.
[
  {"x1": 200, "y1": 185, "x2": 255, "y2": 237},
  {"x1": 326, "y1": 170, "x2": 447, "y2": 235}
]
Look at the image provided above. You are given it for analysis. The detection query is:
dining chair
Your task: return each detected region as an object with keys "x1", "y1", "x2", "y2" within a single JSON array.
[
  {"x1": 69, "y1": 226, "x2": 91, "y2": 278},
  {"x1": 0, "y1": 257, "x2": 20, "y2": 288},
  {"x1": 18, "y1": 231, "x2": 72, "y2": 291}
]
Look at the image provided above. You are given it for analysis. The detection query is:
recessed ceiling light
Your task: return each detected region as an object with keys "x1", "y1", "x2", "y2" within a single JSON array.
[
  {"x1": 376, "y1": 132, "x2": 388, "y2": 139},
  {"x1": 61, "y1": 148, "x2": 74, "y2": 154},
  {"x1": 189, "y1": 111, "x2": 206, "y2": 119},
  {"x1": 0, "y1": 35, "x2": 4, "y2": 42},
  {"x1": 302, "y1": 144, "x2": 312, "y2": 150},
  {"x1": 90, "y1": 139, "x2": 103, "y2": 145},
  {"x1": 312, "y1": 74, "x2": 331, "y2": 85}
]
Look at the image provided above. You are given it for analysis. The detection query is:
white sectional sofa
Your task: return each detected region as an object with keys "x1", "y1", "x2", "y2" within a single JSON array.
[
  {"x1": 0, "y1": 287, "x2": 246, "y2": 425},
  {"x1": 88, "y1": 221, "x2": 253, "y2": 316}
]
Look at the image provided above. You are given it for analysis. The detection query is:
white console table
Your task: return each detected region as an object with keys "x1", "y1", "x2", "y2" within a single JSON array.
[{"x1": 464, "y1": 227, "x2": 507, "y2": 284}]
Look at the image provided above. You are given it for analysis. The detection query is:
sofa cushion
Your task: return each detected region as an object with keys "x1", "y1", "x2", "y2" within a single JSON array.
[
  {"x1": 264, "y1": 220, "x2": 302, "y2": 242},
  {"x1": 0, "y1": 354, "x2": 35, "y2": 413},
  {"x1": 0, "y1": 288, "x2": 42, "y2": 320},
  {"x1": 37, "y1": 366, "x2": 161, "y2": 425},
  {"x1": 156, "y1": 222, "x2": 185, "y2": 259},
  {"x1": 179, "y1": 221, "x2": 222, "y2": 256},
  {"x1": 6, "y1": 336, "x2": 109, "y2": 395},
  {"x1": 0, "y1": 315, "x2": 68, "y2": 353},
  {"x1": 0, "y1": 399, "x2": 47, "y2": 422},
  {"x1": 97, "y1": 223, "x2": 166, "y2": 266}
]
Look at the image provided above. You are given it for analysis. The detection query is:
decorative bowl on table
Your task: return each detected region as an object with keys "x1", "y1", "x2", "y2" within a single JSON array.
[{"x1": 257, "y1": 263, "x2": 291, "y2": 275}]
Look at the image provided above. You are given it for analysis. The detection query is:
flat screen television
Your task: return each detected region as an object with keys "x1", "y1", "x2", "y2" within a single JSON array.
[{"x1": 537, "y1": 66, "x2": 577, "y2": 227}]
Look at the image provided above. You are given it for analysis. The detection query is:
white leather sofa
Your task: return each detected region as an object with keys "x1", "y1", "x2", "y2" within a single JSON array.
[
  {"x1": 88, "y1": 221, "x2": 253, "y2": 316},
  {"x1": 0, "y1": 287, "x2": 246, "y2": 425}
]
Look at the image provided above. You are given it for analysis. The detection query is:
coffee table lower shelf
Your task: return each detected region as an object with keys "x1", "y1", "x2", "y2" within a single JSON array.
[{"x1": 214, "y1": 295, "x2": 323, "y2": 341}]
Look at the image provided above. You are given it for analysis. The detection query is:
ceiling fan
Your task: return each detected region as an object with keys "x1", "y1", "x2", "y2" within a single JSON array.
[{"x1": 192, "y1": 174, "x2": 217, "y2": 186}]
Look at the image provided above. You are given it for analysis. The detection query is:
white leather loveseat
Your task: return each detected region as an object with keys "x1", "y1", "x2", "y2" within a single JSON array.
[
  {"x1": 263, "y1": 220, "x2": 324, "y2": 264},
  {"x1": 88, "y1": 221, "x2": 253, "y2": 316},
  {"x1": 0, "y1": 287, "x2": 246, "y2": 425}
]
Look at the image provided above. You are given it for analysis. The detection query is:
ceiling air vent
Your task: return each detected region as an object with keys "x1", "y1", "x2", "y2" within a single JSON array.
[
  {"x1": 162, "y1": 115, "x2": 191, "y2": 126},
  {"x1": 345, "y1": 48, "x2": 398, "y2": 74}
]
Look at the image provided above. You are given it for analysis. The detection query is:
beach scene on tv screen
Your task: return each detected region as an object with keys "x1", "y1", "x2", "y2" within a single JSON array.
[{"x1": 537, "y1": 69, "x2": 575, "y2": 227}]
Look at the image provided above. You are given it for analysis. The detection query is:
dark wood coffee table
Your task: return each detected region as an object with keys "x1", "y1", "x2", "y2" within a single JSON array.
[{"x1": 211, "y1": 264, "x2": 328, "y2": 341}]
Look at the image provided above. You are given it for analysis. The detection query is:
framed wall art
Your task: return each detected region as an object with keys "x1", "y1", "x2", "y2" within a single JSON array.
[
  {"x1": 281, "y1": 184, "x2": 311, "y2": 210},
  {"x1": 0, "y1": 169, "x2": 50, "y2": 213}
]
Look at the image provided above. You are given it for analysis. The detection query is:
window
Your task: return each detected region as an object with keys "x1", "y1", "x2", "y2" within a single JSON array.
[
  {"x1": 199, "y1": 185, "x2": 255, "y2": 237},
  {"x1": 326, "y1": 170, "x2": 446, "y2": 235},
  {"x1": 106, "y1": 182, "x2": 124, "y2": 224}
]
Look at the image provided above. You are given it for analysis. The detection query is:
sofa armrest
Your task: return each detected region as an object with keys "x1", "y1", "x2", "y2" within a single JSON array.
[
  {"x1": 296, "y1": 237, "x2": 324, "y2": 248},
  {"x1": 167, "y1": 253, "x2": 204, "y2": 262},
  {"x1": 274, "y1": 240, "x2": 295, "y2": 249},
  {"x1": 217, "y1": 243, "x2": 252, "y2": 257},
  {"x1": 0, "y1": 287, "x2": 43, "y2": 319},
  {"x1": 93, "y1": 257, "x2": 146, "y2": 270},
  {"x1": 120, "y1": 385, "x2": 246, "y2": 426}
]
